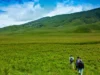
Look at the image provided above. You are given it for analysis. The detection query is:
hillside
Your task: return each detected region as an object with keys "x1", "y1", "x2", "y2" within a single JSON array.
[
  {"x1": 0, "y1": 8, "x2": 100, "y2": 34},
  {"x1": 0, "y1": 8, "x2": 100, "y2": 75}
]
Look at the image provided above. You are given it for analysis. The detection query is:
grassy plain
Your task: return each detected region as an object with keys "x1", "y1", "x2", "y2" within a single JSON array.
[{"x1": 0, "y1": 33, "x2": 100, "y2": 75}]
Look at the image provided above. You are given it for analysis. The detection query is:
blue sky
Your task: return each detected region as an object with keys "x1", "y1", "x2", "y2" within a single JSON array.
[{"x1": 0, "y1": 0, "x2": 100, "y2": 27}]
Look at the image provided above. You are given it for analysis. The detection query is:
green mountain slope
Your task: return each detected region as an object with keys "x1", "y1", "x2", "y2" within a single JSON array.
[{"x1": 0, "y1": 8, "x2": 100, "y2": 34}]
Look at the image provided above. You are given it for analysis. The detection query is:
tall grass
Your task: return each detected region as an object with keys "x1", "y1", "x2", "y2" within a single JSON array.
[{"x1": 0, "y1": 33, "x2": 100, "y2": 75}]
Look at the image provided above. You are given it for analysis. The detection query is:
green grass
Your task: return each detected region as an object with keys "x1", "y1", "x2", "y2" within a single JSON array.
[{"x1": 0, "y1": 33, "x2": 100, "y2": 75}]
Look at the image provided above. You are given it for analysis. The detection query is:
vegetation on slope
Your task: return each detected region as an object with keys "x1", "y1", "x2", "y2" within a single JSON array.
[{"x1": 0, "y1": 8, "x2": 100, "y2": 34}]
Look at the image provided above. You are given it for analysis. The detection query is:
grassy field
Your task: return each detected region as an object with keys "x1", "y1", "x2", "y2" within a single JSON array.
[{"x1": 0, "y1": 33, "x2": 100, "y2": 75}]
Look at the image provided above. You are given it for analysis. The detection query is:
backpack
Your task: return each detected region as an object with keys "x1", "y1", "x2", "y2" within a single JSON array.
[
  {"x1": 70, "y1": 57, "x2": 74, "y2": 63},
  {"x1": 78, "y1": 61, "x2": 84, "y2": 69}
]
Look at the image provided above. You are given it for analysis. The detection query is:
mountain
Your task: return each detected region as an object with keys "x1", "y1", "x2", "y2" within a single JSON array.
[{"x1": 0, "y1": 8, "x2": 100, "y2": 34}]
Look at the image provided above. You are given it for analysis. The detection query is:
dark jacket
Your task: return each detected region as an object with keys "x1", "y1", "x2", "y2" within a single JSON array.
[{"x1": 77, "y1": 61, "x2": 84, "y2": 69}]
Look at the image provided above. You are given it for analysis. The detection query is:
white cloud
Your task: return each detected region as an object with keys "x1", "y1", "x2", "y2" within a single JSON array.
[
  {"x1": 0, "y1": 14, "x2": 28, "y2": 27},
  {"x1": 0, "y1": 2, "x2": 46, "y2": 28},
  {"x1": 46, "y1": 2, "x2": 93, "y2": 17}
]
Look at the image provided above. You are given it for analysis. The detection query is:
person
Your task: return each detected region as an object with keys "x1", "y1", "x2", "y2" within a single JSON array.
[
  {"x1": 76, "y1": 57, "x2": 80, "y2": 70},
  {"x1": 76, "y1": 57, "x2": 84, "y2": 75},
  {"x1": 69, "y1": 55, "x2": 74, "y2": 69}
]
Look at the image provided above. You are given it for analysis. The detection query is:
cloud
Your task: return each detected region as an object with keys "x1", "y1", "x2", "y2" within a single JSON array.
[
  {"x1": 0, "y1": 13, "x2": 29, "y2": 27},
  {"x1": 46, "y1": 2, "x2": 94, "y2": 17},
  {"x1": 0, "y1": 1, "x2": 46, "y2": 28}
]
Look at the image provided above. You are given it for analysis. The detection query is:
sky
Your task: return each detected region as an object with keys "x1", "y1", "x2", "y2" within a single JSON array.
[{"x1": 0, "y1": 0, "x2": 100, "y2": 28}]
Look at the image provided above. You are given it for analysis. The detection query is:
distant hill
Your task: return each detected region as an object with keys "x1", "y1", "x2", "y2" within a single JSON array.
[{"x1": 0, "y1": 8, "x2": 100, "y2": 34}]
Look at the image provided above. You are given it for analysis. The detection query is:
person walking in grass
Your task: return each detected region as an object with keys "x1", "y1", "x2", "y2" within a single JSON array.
[
  {"x1": 69, "y1": 55, "x2": 74, "y2": 69},
  {"x1": 76, "y1": 57, "x2": 84, "y2": 75},
  {"x1": 76, "y1": 57, "x2": 80, "y2": 70}
]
